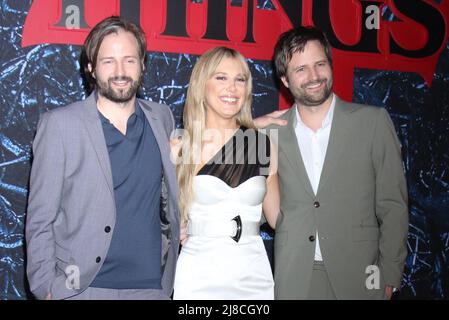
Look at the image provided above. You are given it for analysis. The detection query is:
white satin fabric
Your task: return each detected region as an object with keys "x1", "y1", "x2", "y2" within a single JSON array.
[{"x1": 173, "y1": 175, "x2": 274, "y2": 300}]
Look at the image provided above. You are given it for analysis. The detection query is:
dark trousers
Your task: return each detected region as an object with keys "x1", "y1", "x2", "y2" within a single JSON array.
[{"x1": 66, "y1": 287, "x2": 169, "y2": 300}]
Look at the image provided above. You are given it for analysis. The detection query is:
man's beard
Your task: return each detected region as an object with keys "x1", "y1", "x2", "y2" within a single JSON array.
[
  {"x1": 295, "y1": 77, "x2": 333, "y2": 107},
  {"x1": 96, "y1": 75, "x2": 142, "y2": 104}
]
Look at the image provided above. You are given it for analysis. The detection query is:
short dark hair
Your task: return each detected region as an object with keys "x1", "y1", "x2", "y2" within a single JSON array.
[
  {"x1": 80, "y1": 16, "x2": 147, "y2": 90},
  {"x1": 273, "y1": 26, "x2": 332, "y2": 79}
]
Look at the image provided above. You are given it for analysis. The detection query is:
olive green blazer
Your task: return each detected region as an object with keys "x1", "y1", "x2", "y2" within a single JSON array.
[{"x1": 268, "y1": 96, "x2": 408, "y2": 299}]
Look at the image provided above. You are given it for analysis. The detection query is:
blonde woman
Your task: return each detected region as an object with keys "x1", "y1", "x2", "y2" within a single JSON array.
[{"x1": 172, "y1": 47, "x2": 280, "y2": 299}]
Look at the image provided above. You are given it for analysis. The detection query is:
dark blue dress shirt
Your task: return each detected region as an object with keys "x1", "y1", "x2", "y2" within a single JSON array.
[{"x1": 91, "y1": 103, "x2": 163, "y2": 289}]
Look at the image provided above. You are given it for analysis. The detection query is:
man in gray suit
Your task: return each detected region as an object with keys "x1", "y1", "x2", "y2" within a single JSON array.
[
  {"x1": 26, "y1": 16, "x2": 179, "y2": 300},
  {"x1": 260, "y1": 26, "x2": 408, "y2": 299}
]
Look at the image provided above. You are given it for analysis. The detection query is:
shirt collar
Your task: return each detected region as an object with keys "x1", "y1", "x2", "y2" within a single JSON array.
[
  {"x1": 96, "y1": 99, "x2": 142, "y2": 124},
  {"x1": 133, "y1": 101, "x2": 144, "y2": 119},
  {"x1": 294, "y1": 93, "x2": 336, "y2": 130}
]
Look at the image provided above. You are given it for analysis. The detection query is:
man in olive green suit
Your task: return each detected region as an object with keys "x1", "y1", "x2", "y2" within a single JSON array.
[{"x1": 263, "y1": 27, "x2": 408, "y2": 299}]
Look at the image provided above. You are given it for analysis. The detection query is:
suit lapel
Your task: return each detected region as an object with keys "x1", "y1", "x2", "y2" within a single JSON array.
[
  {"x1": 280, "y1": 107, "x2": 315, "y2": 197},
  {"x1": 316, "y1": 96, "x2": 355, "y2": 195},
  {"x1": 81, "y1": 92, "x2": 114, "y2": 196}
]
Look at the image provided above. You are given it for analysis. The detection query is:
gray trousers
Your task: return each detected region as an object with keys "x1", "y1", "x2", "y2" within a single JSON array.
[
  {"x1": 66, "y1": 287, "x2": 170, "y2": 300},
  {"x1": 306, "y1": 261, "x2": 387, "y2": 300},
  {"x1": 306, "y1": 261, "x2": 337, "y2": 300}
]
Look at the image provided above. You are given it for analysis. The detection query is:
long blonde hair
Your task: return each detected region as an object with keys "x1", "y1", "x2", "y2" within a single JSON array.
[{"x1": 177, "y1": 46, "x2": 255, "y2": 222}]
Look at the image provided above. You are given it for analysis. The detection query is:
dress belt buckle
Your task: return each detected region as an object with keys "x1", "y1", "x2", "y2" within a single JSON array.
[{"x1": 231, "y1": 215, "x2": 242, "y2": 243}]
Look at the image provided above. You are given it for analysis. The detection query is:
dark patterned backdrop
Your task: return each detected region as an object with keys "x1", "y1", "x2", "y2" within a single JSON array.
[{"x1": 1, "y1": 0, "x2": 448, "y2": 299}]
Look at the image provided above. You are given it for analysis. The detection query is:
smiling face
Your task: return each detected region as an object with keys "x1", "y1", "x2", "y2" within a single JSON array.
[
  {"x1": 281, "y1": 40, "x2": 333, "y2": 108},
  {"x1": 89, "y1": 29, "x2": 143, "y2": 103},
  {"x1": 203, "y1": 57, "x2": 248, "y2": 123}
]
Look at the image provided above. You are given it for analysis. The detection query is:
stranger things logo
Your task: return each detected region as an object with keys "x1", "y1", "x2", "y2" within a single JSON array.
[{"x1": 22, "y1": 0, "x2": 449, "y2": 106}]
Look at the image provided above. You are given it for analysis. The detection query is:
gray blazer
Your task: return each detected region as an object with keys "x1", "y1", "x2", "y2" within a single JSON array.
[
  {"x1": 268, "y1": 96, "x2": 409, "y2": 299},
  {"x1": 26, "y1": 92, "x2": 180, "y2": 300}
]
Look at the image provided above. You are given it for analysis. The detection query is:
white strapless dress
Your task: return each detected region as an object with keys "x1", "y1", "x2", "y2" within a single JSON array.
[{"x1": 173, "y1": 175, "x2": 274, "y2": 300}]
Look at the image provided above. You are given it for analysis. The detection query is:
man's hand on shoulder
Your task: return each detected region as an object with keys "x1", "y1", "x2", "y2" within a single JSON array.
[{"x1": 253, "y1": 109, "x2": 289, "y2": 129}]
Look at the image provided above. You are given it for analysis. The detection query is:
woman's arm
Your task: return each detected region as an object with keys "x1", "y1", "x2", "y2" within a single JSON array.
[{"x1": 262, "y1": 139, "x2": 280, "y2": 229}]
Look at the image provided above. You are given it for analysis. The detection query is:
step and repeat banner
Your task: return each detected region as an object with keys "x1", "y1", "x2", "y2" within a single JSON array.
[{"x1": 0, "y1": 0, "x2": 448, "y2": 299}]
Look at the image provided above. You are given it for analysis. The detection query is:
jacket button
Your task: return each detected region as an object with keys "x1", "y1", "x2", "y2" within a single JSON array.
[
  {"x1": 96, "y1": 257, "x2": 101, "y2": 263},
  {"x1": 313, "y1": 201, "x2": 320, "y2": 208},
  {"x1": 104, "y1": 226, "x2": 111, "y2": 233},
  {"x1": 309, "y1": 235, "x2": 315, "y2": 242}
]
